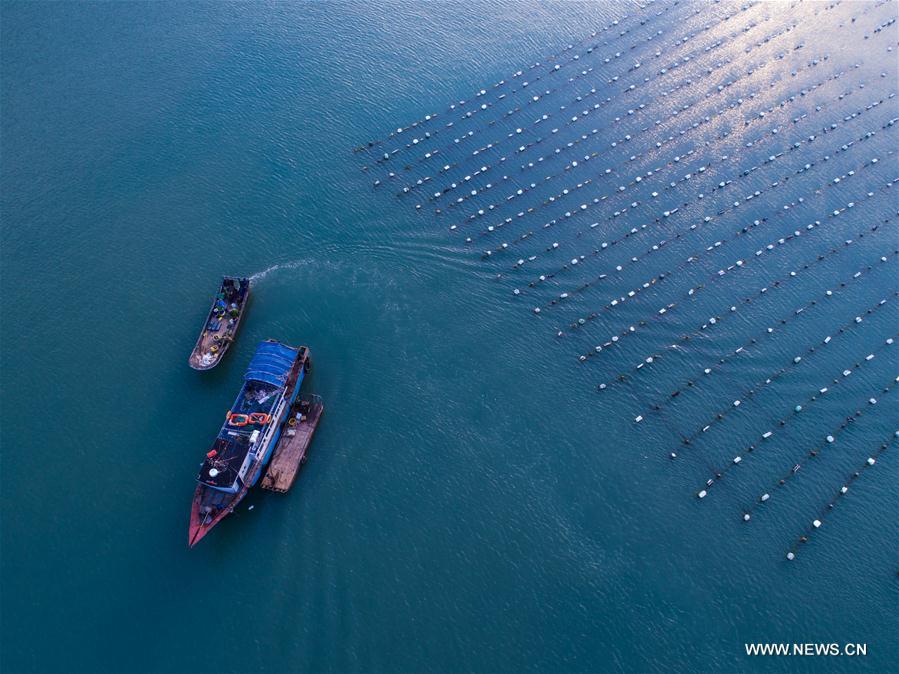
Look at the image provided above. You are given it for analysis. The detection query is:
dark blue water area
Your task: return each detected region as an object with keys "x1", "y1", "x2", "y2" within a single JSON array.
[{"x1": 2, "y1": 1, "x2": 897, "y2": 673}]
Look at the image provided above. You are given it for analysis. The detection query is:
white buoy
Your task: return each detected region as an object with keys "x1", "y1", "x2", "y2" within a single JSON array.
[
  {"x1": 698, "y1": 490, "x2": 707, "y2": 499},
  {"x1": 826, "y1": 435, "x2": 835, "y2": 443},
  {"x1": 787, "y1": 552, "x2": 795, "y2": 560},
  {"x1": 761, "y1": 493, "x2": 770, "y2": 502},
  {"x1": 743, "y1": 513, "x2": 750, "y2": 521},
  {"x1": 840, "y1": 486, "x2": 848, "y2": 494},
  {"x1": 635, "y1": 415, "x2": 643, "y2": 423},
  {"x1": 813, "y1": 519, "x2": 821, "y2": 528},
  {"x1": 867, "y1": 457, "x2": 876, "y2": 466}
]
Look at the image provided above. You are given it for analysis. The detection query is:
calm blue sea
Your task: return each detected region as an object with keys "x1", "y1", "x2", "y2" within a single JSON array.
[{"x1": 2, "y1": 1, "x2": 897, "y2": 672}]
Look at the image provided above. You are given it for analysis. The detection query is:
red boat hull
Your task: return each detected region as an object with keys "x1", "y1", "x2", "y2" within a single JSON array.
[{"x1": 188, "y1": 484, "x2": 245, "y2": 547}]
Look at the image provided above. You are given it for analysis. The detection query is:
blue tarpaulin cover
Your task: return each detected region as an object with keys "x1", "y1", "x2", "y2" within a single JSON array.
[{"x1": 243, "y1": 341, "x2": 297, "y2": 387}]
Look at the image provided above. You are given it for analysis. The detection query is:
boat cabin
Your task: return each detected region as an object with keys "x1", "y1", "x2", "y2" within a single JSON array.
[{"x1": 196, "y1": 341, "x2": 305, "y2": 493}]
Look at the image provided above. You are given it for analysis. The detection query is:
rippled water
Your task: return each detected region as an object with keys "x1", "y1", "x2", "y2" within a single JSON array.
[{"x1": 2, "y1": 1, "x2": 897, "y2": 672}]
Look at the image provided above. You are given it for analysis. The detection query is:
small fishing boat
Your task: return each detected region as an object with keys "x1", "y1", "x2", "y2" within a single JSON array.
[
  {"x1": 188, "y1": 276, "x2": 250, "y2": 370},
  {"x1": 188, "y1": 340, "x2": 311, "y2": 547},
  {"x1": 260, "y1": 394, "x2": 324, "y2": 493}
]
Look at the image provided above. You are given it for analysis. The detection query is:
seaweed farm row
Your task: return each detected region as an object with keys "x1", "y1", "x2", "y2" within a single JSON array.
[{"x1": 357, "y1": 0, "x2": 899, "y2": 562}]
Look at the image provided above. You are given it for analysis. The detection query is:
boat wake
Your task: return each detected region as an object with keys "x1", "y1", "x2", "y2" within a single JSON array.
[{"x1": 249, "y1": 260, "x2": 312, "y2": 283}]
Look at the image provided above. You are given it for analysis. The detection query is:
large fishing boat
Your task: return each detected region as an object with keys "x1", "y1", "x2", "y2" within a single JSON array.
[
  {"x1": 188, "y1": 340, "x2": 311, "y2": 547},
  {"x1": 188, "y1": 276, "x2": 250, "y2": 370}
]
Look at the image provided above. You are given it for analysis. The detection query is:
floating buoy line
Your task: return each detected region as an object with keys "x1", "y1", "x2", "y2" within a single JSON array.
[
  {"x1": 632, "y1": 248, "x2": 896, "y2": 404},
  {"x1": 456, "y1": 82, "x2": 891, "y2": 252},
  {"x1": 742, "y1": 373, "x2": 899, "y2": 521},
  {"x1": 694, "y1": 328, "x2": 897, "y2": 496},
  {"x1": 687, "y1": 318, "x2": 897, "y2": 454},
  {"x1": 453, "y1": 69, "x2": 856, "y2": 226},
  {"x1": 440, "y1": 21, "x2": 807, "y2": 215},
  {"x1": 379, "y1": 2, "x2": 753, "y2": 178},
  {"x1": 357, "y1": 0, "x2": 899, "y2": 561},
  {"x1": 369, "y1": 2, "x2": 695, "y2": 166},
  {"x1": 596, "y1": 247, "x2": 898, "y2": 394},
  {"x1": 480, "y1": 86, "x2": 884, "y2": 259},
  {"x1": 438, "y1": 7, "x2": 884, "y2": 225},
  {"x1": 405, "y1": 7, "x2": 780, "y2": 194},
  {"x1": 512, "y1": 90, "x2": 893, "y2": 289},
  {"x1": 785, "y1": 432, "x2": 897, "y2": 561},
  {"x1": 426, "y1": 20, "x2": 804, "y2": 212},
  {"x1": 358, "y1": 0, "x2": 680, "y2": 156},
  {"x1": 365, "y1": 0, "x2": 884, "y2": 185},
  {"x1": 472, "y1": 66, "x2": 868, "y2": 260},
  {"x1": 638, "y1": 250, "x2": 899, "y2": 410},
  {"x1": 388, "y1": 0, "x2": 872, "y2": 192},
  {"x1": 359, "y1": 0, "x2": 889, "y2": 159},
  {"x1": 525, "y1": 132, "x2": 894, "y2": 315},
  {"x1": 562, "y1": 183, "x2": 895, "y2": 355}
]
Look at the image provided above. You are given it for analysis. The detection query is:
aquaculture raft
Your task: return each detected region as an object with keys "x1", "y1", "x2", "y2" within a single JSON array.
[{"x1": 261, "y1": 394, "x2": 323, "y2": 493}]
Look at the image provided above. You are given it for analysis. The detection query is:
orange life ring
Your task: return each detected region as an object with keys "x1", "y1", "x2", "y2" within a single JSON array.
[
  {"x1": 227, "y1": 413, "x2": 249, "y2": 427},
  {"x1": 249, "y1": 413, "x2": 271, "y2": 425}
]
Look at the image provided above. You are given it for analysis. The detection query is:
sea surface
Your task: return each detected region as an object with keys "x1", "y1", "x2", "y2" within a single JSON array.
[{"x1": 1, "y1": 1, "x2": 897, "y2": 672}]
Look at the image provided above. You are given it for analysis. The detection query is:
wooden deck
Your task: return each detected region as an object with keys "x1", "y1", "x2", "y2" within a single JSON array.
[{"x1": 261, "y1": 395, "x2": 323, "y2": 493}]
